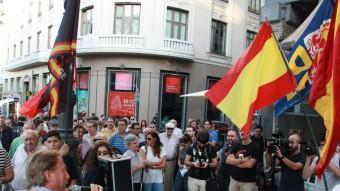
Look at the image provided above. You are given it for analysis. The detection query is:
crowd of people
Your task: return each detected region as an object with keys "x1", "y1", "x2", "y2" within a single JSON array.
[{"x1": 0, "y1": 112, "x2": 339, "y2": 191}]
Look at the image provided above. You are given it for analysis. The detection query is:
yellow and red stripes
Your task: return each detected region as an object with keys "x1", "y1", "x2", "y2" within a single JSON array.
[
  {"x1": 206, "y1": 22, "x2": 296, "y2": 134},
  {"x1": 309, "y1": 0, "x2": 340, "y2": 177}
]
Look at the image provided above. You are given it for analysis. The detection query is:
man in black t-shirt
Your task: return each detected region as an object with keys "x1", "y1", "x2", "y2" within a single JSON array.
[
  {"x1": 227, "y1": 131, "x2": 259, "y2": 191},
  {"x1": 274, "y1": 133, "x2": 306, "y2": 191},
  {"x1": 185, "y1": 131, "x2": 218, "y2": 191},
  {"x1": 216, "y1": 129, "x2": 239, "y2": 191}
]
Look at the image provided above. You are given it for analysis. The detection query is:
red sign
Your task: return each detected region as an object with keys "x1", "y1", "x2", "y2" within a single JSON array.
[
  {"x1": 115, "y1": 72, "x2": 133, "y2": 90},
  {"x1": 165, "y1": 75, "x2": 181, "y2": 94},
  {"x1": 108, "y1": 91, "x2": 135, "y2": 117},
  {"x1": 79, "y1": 72, "x2": 89, "y2": 90}
]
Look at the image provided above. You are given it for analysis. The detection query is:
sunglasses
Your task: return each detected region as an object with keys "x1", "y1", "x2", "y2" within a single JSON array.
[{"x1": 166, "y1": 128, "x2": 174, "y2": 131}]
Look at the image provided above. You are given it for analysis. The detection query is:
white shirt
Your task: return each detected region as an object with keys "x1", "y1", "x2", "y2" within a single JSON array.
[
  {"x1": 174, "y1": 127, "x2": 183, "y2": 138},
  {"x1": 159, "y1": 132, "x2": 179, "y2": 160},
  {"x1": 141, "y1": 146, "x2": 166, "y2": 183},
  {"x1": 11, "y1": 144, "x2": 45, "y2": 190},
  {"x1": 313, "y1": 153, "x2": 340, "y2": 191},
  {"x1": 123, "y1": 150, "x2": 142, "y2": 183}
]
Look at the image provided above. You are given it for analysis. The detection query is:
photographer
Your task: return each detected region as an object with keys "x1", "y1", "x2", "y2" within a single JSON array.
[
  {"x1": 267, "y1": 133, "x2": 306, "y2": 191},
  {"x1": 303, "y1": 138, "x2": 340, "y2": 190},
  {"x1": 227, "y1": 131, "x2": 259, "y2": 191},
  {"x1": 185, "y1": 131, "x2": 218, "y2": 191}
]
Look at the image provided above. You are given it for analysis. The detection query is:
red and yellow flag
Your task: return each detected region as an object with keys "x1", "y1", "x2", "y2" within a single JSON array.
[
  {"x1": 309, "y1": 0, "x2": 340, "y2": 177},
  {"x1": 205, "y1": 21, "x2": 296, "y2": 135}
]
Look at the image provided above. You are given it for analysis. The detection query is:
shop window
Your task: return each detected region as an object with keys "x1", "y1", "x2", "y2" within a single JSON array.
[
  {"x1": 76, "y1": 71, "x2": 90, "y2": 114},
  {"x1": 107, "y1": 70, "x2": 140, "y2": 118},
  {"x1": 205, "y1": 77, "x2": 222, "y2": 121},
  {"x1": 158, "y1": 72, "x2": 188, "y2": 131}
]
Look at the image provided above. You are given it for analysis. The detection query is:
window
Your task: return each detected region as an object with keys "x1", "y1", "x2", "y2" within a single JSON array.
[
  {"x1": 37, "y1": 31, "x2": 41, "y2": 49},
  {"x1": 76, "y1": 71, "x2": 90, "y2": 113},
  {"x1": 27, "y1": 36, "x2": 31, "y2": 53},
  {"x1": 16, "y1": 77, "x2": 21, "y2": 92},
  {"x1": 48, "y1": 25, "x2": 53, "y2": 48},
  {"x1": 10, "y1": 78, "x2": 14, "y2": 92},
  {"x1": 20, "y1": 41, "x2": 23, "y2": 56},
  {"x1": 205, "y1": 77, "x2": 223, "y2": 121},
  {"x1": 42, "y1": 73, "x2": 50, "y2": 87},
  {"x1": 246, "y1": 30, "x2": 257, "y2": 47},
  {"x1": 49, "y1": 0, "x2": 53, "y2": 10},
  {"x1": 248, "y1": 0, "x2": 261, "y2": 14},
  {"x1": 211, "y1": 20, "x2": 227, "y2": 56},
  {"x1": 4, "y1": 79, "x2": 8, "y2": 91},
  {"x1": 114, "y1": 4, "x2": 140, "y2": 35},
  {"x1": 13, "y1": 44, "x2": 16, "y2": 58},
  {"x1": 38, "y1": 0, "x2": 42, "y2": 17},
  {"x1": 220, "y1": 0, "x2": 229, "y2": 2},
  {"x1": 28, "y1": 3, "x2": 32, "y2": 23},
  {"x1": 32, "y1": 75, "x2": 40, "y2": 94},
  {"x1": 166, "y1": 8, "x2": 188, "y2": 41},
  {"x1": 107, "y1": 69, "x2": 140, "y2": 118},
  {"x1": 81, "y1": 7, "x2": 93, "y2": 35},
  {"x1": 158, "y1": 72, "x2": 188, "y2": 130}
]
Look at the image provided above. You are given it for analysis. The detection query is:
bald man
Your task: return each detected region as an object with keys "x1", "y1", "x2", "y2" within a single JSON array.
[{"x1": 275, "y1": 133, "x2": 306, "y2": 191}]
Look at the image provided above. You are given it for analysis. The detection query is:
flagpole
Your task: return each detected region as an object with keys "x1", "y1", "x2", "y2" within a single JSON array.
[{"x1": 270, "y1": 22, "x2": 328, "y2": 191}]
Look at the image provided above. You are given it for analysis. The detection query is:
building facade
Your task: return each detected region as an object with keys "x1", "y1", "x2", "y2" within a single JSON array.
[{"x1": 2, "y1": 0, "x2": 261, "y2": 130}]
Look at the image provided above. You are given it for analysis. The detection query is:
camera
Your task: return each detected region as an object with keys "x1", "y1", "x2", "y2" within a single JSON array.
[
  {"x1": 303, "y1": 142, "x2": 318, "y2": 156},
  {"x1": 267, "y1": 139, "x2": 280, "y2": 153}
]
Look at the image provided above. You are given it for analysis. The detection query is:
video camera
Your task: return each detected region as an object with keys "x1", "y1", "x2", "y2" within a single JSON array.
[
  {"x1": 302, "y1": 141, "x2": 318, "y2": 156},
  {"x1": 266, "y1": 132, "x2": 288, "y2": 155}
]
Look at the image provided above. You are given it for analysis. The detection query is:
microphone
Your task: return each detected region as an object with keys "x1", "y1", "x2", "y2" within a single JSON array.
[{"x1": 68, "y1": 185, "x2": 91, "y2": 191}]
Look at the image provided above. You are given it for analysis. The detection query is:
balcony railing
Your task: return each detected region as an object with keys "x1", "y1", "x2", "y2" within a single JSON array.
[
  {"x1": 5, "y1": 49, "x2": 50, "y2": 71},
  {"x1": 77, "y1": 34, "x2": 194, "y2": 60},
  {"x1": 163, "y1": 38, "x2": 193, "y2": 56}
]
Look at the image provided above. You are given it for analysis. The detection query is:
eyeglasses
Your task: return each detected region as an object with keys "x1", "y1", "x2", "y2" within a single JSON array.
[
  {"x1": 166, "y1": 128, "x2": 174, "y2": 131},
  {"x1": 97, "y1": 151, "x2": 109, "y2": 156}
]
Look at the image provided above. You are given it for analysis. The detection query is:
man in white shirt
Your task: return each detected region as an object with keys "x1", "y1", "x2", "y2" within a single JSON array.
[
  {"x1": 170, "y1": 119, "x2": 183, "y2": 138},
  {"x1": 11, "y1": 130, "x2": 45, "y2": 190},
  {"x1": 82, "y1": 120, "x2": 99, "y2": 158},
  {"x1": 159, "y1": 122, "x2": 180, "y2": 191}
]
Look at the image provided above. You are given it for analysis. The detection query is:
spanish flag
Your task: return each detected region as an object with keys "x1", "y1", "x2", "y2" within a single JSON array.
[
  {"x1": 309, "y1": 0, "x2": 340, "y2": 177},
  {"x1": 205, "y1": 21, "x2": 296, "y2": 135}
]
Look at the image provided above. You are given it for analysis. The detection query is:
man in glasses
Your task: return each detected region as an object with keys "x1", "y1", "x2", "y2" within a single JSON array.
[{"x1": 159, "y1": 122, "x2": 180, "y2": 191}]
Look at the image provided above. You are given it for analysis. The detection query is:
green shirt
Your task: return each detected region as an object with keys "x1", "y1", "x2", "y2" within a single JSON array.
[{"x1": 9, "y1": 135, "x2": 23, "y2": 157}]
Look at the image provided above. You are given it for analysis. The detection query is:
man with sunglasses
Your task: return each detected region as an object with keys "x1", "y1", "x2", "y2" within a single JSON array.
[
  {"x1": 185, "y1": 131, "x2": 218, "y2": 191},
  {"x1": 159, "y1": 122, "x2": 180, "y2": 191}
]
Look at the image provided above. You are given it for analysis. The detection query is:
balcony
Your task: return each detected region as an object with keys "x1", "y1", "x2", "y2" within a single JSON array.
[
  {"x1": 5, "y1": 49, "x2": 50, "y2": 72},
  {"x1": 77, "y1": 34, "x2": 194, "y2": 60}
]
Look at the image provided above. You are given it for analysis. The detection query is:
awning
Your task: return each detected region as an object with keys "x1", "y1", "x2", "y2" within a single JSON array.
[
  {"x1": 180, "y1": 90, "x2": 208, "y2": 97},
  {"x1": 0, "y1": 98, "x2": 15, "y2": 106}
]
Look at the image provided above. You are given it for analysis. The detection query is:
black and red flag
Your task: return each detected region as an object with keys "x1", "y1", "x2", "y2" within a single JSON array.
[{"x1": 20, "y1": 0, "x2": 80, "y2": 118}]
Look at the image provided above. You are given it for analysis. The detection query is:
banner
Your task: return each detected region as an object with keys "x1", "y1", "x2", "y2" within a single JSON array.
[
  {"x1": 165, "y1": 75, "x2": 181, "y2": 94},
  {"x1": 76, "y1": 89, "x2": 89, "y2": 113},
  {"x1": 108, "y1": 91, "x2": 135, "y2": 117},
  {"x1": 115, "y1": 72, "x2": 133, "y2": 91},
  {"x1": 79, "y1": 72, "x2": 89, "y2": 90}
]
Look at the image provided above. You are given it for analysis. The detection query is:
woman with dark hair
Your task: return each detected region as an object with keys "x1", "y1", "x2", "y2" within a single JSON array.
[
  {"x1": 140, "y1": 131, "x2": 166, "y2": 191},
  {"x1": 82, "y1": 141, "x2": 113, "y2": 190},
  {"x1": 140, "y1": 120, "x2": 148, "y2": 129}
]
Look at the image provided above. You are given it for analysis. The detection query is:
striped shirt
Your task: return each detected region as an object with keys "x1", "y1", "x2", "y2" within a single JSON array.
[
  {"x1": 109, "y1": 132, "x2": 127, "y2": 154},
  {"x1": 0, "y1": 148, "x2": 11, "y2": 177}
]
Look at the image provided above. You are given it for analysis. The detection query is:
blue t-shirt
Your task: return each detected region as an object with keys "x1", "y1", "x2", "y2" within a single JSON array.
[
  {"x1": 109, "y1": 133, "x2": 127, "y2": 154},
  {"x1": 208, "y1": 129, "x2": 218, "y2": 143}
]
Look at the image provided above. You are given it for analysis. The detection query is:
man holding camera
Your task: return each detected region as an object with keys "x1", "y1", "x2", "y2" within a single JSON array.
[
  {"x1": 227, "y1": 131, "x2": 259, "y2": 191},
  {"x1": 185, "y1": 131, "x2": 218, "y2": 191},
  {"x1": 269, "y1": 133, "x2": 306, "y2": 191}
]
